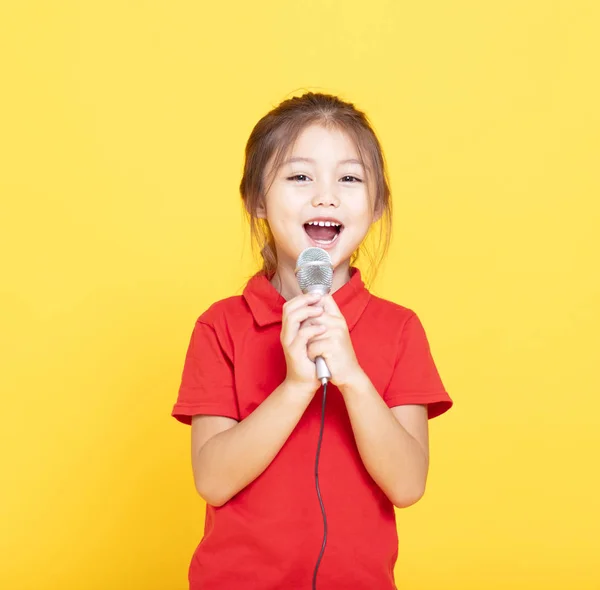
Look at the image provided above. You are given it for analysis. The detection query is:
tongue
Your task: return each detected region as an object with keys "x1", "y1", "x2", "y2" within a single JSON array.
[{"x1": 305, "y1": 224, "x2": 337, "y2": 242}]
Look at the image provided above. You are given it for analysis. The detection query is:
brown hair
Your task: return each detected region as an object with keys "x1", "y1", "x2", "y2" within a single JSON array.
[{"x1": 239, "y1": 92, "x2": 392, "y2": 284}]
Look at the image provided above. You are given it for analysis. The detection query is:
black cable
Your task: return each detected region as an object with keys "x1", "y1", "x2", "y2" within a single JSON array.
[{"x1": 311, "y1": 381, "x2": 328, "y2": 590}]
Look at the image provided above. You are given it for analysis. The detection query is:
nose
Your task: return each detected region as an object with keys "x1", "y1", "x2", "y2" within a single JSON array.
[{"x1": 311, "y1": 180, "x2": 339, "y2": 208}]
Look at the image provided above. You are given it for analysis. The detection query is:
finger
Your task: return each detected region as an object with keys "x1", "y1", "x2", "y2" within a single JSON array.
[
  {"x1": 287, "y1": 305, "x2": 324, "y2": 329},
  {"x1": 281, "y1": 306, "x2": 324, "y2": 346},
  {"x1": 302, "y1": 316, "x2": 327, "y2": 332},
  {"x1": 306, "y1": 330, "x2": 329, "y2": 343},
  {"x1": 307, "y1": 339, "x2": 328, "y2": 363},
  {"x1": 319, "y1": 294, "x2": 343, "y2": 317},
  {"x1": 282, "y1": 292, "x2": 322, "y2": 316},
  {"x1": 290, "y1": 324, "x2": 327, "y2": 351},
  {"x1": 302, "y1": 313, "x2": 340, "y2": 330}
]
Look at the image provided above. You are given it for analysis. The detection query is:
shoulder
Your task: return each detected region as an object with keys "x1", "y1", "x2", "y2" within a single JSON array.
[
  {"x1": 365, "y1": 293, "x2": 418, "y2": 327},
  {"x1": 363, "y1": 294, "x2": 440, "y2": 361},
  {"x1": 188, "y1": 295, "x2": 252, "y2": 358},
  {"x1": 195, "y1": 294, "x2": 250, "y2": 330},
  {"x1": 361, "y1": 293, "x2": 433, "y2": 347}
]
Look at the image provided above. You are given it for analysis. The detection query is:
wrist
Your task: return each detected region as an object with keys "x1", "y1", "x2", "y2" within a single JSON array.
[
  {"x1": 336, "y1": 366, "x2": 370, "y2": 395},
  {"x1": 281, "y1": 377, "x2": 318, "y2": 399}
]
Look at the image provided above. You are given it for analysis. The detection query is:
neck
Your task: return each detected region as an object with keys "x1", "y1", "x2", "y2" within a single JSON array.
[{"x1": 271, "y1": 259, "x2": 353, "y2": 301}]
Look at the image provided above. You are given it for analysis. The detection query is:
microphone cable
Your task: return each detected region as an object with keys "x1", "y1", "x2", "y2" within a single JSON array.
[{"x1": 311, "y1": 381, "x2": 328, "y2": 590}]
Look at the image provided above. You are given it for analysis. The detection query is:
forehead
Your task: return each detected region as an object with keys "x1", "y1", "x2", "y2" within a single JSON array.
[{"x1": 286, "y1": 124, "x2": 361, "y2": 161}]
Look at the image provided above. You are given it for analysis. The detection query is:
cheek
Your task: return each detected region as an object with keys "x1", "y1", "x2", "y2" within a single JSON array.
[
  {"x1": 348, "y1": 194, "x2": 375, "y2": 225},
  {"x1": 269, "y1": 202, "x2": 304, "y2": 235},
  {"x1": 268, "y1": 208, "x2": 296, "y2": 232},
  {"x1": 263, "y1": 195, "x2": 287, "y2": 225}
]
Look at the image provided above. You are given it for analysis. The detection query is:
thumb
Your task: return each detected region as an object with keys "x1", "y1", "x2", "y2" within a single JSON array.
[
  {"x1": 293, "y1": 323, "x2": 327, "y2": 351},
  {"x1": 321, "y1": 294, "x2": 342, "y2": 317}
]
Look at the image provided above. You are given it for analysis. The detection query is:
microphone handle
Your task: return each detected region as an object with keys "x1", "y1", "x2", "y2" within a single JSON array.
[
  {"x1": 315, "y1": 356, "x2": 331, "y2": 386},
  {"x1": 304, "y1": 284, "x2": 332, "y2": 386}
]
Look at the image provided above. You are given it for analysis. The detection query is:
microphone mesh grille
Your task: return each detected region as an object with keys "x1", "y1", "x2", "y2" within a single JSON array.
[{"x1": 295, "y1": 247, "x2": 334, "y2": 293}]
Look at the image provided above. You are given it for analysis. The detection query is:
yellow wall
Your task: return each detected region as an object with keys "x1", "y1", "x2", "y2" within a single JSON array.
[{"x1": 1, "y1": 1, "x2": 598, "y2": 588}]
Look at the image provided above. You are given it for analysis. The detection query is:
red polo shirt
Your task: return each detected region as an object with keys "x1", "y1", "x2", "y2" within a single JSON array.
[{"x1": 172, "y1": 269, "x2": 452, "y2": 590}]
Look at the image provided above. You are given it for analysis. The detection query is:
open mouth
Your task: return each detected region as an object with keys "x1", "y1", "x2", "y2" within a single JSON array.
[{"x1": 303, "y1": 219, "x2": 344, "y2": 248}]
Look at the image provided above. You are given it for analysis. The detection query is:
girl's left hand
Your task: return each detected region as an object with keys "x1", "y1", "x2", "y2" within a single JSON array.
[{"x1": 306, "y1": 295, "x2": 364, "y2": 389}]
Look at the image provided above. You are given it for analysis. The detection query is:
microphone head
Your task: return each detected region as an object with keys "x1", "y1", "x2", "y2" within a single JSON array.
[{"x1": 295, "y1": 247, "x2": 334, "y2": 295}]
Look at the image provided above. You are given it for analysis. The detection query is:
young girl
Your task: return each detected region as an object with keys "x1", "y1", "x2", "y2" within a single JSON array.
[{"x1": 172, "y1": 92, "x2": 452, "y2": 589}]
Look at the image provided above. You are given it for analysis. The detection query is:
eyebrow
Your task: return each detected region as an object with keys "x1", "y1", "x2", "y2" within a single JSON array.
[{"x1": 283, "y1": 157, "x2": 364, "y2": 166}]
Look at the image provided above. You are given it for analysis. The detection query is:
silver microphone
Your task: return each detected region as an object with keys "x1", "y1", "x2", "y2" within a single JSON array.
[{"x1": 295, "y1": 247, "x2": 334, "y2": 386}]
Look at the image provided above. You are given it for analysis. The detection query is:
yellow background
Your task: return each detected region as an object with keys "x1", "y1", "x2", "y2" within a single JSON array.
[{"x1": 1, "y1": 1, "x2": 599, "y2": 588}]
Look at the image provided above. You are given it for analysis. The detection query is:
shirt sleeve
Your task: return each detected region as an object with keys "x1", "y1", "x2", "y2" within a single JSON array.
[
  {"x1": 171, "y1": 320, "x2": 240, "y2": 425},
  {"x1": 383, "y1": 312, "x2": 453, "y2": 419}
]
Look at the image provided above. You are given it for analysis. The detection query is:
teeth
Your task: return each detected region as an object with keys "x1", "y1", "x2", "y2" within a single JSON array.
[{"x1": 307, "y1": 221, "x2": 341, "y2": 227}]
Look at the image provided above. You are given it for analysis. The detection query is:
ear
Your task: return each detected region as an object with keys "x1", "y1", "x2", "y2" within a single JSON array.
[
  {"x1": 244, "y1": 195, "x2": 267, "y2": 219},
  {"x1": 255, "y1": 200, "x2": 267, "y2": 219},
  {"x1": 372, "y1": 202, "x2": 384, "y2": 223}
]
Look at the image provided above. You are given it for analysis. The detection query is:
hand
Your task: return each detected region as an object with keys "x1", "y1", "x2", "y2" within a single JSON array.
[
  {"x1": 280, "y1": 291, "x2": 327, "y2": 394},
  {"x1": 306, "y1": 295, "x2": 364, "y2": 389}
]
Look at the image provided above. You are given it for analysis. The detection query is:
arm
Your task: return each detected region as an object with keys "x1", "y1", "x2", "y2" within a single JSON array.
[
  {"x1": 307, "y1": 295, "x2": 434, "y2": 508},
  {"x1": 339, "y1": 371, "x2": 429, "y2": 508},
  {"x1": 191, "y1": 291, "x2": 326, "y2": 507},
  {"x1": 191, "y1": 380, "x2": 314, "y2": 507}
]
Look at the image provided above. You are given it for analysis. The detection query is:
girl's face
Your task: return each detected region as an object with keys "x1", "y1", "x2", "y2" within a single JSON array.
[{"x1": 260, "y1": 124, "x2": 378, "y2": 273}]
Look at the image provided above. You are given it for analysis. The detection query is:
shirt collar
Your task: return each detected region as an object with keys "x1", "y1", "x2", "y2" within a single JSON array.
[{"x1": 243, "y1": 267, "x2": 371, "y2": 331}]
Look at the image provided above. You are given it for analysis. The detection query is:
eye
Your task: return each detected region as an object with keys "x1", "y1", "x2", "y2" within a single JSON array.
[
  {"x1": 340, "y1": 175, "x2": 362, "y2": 183},
  {"x1": 287, "y1": 174, "x2": 310, "y2": 182}
]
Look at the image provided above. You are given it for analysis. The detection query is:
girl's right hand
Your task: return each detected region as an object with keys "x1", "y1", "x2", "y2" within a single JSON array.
[{"x1": 280, "y1": 291, "x2": 326, "y2": 393}]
